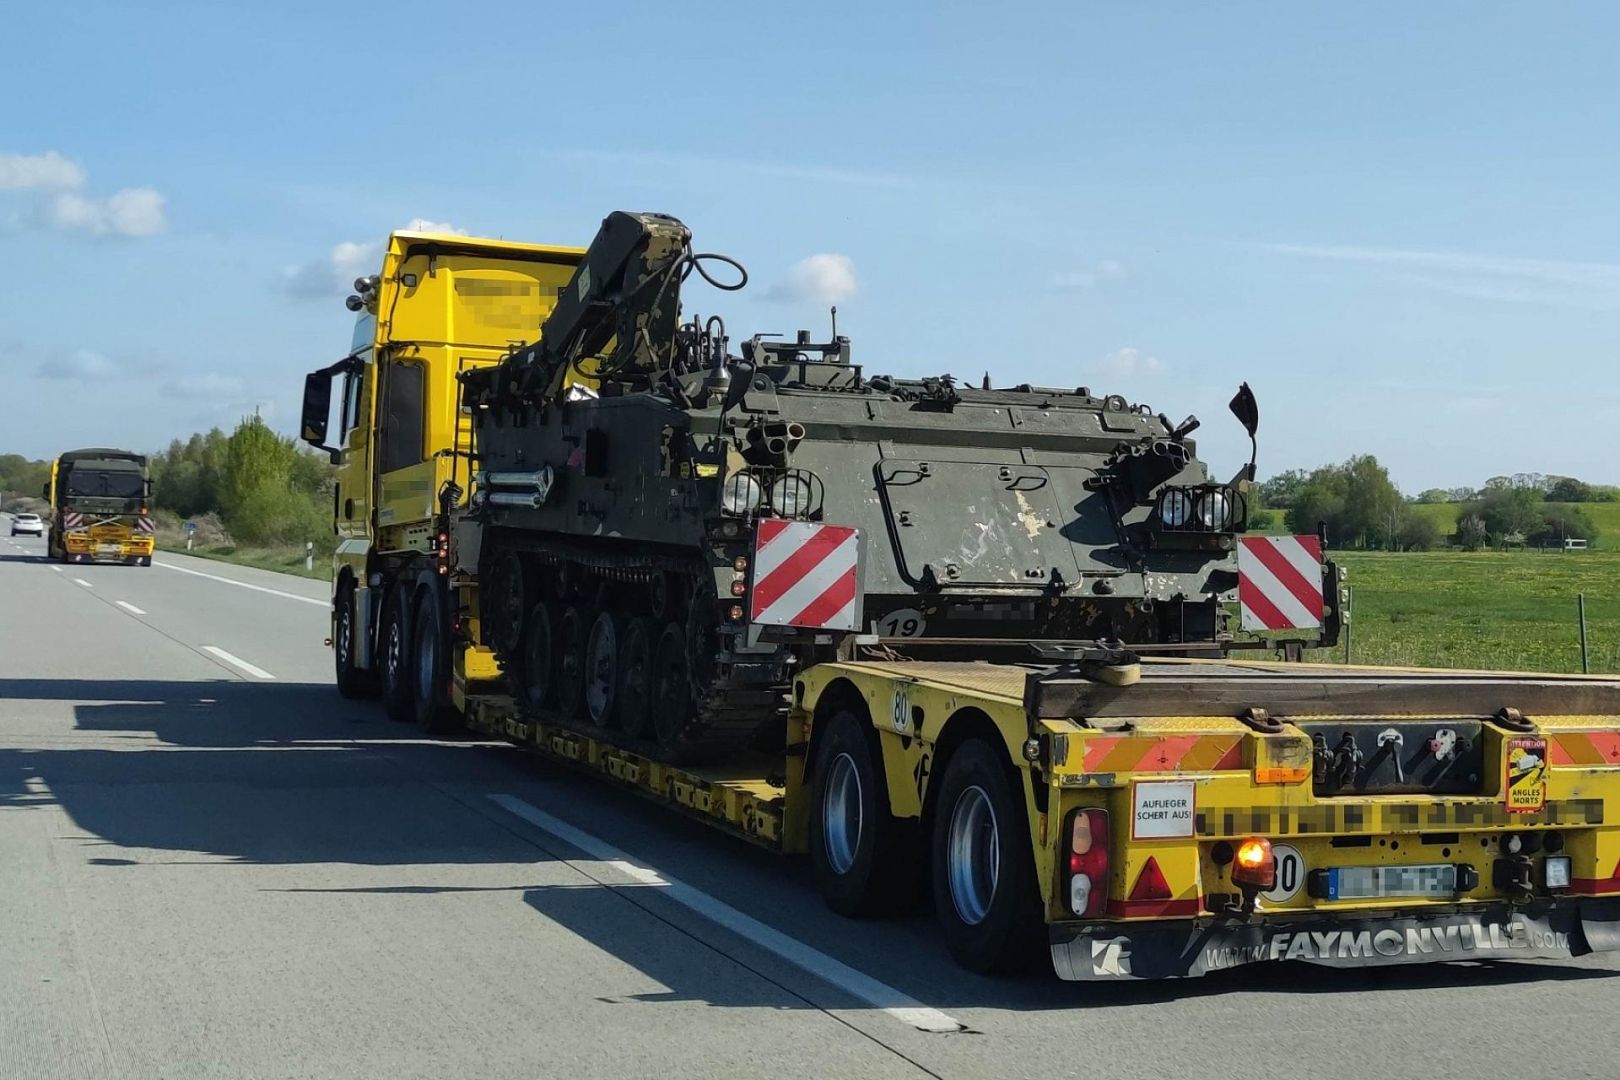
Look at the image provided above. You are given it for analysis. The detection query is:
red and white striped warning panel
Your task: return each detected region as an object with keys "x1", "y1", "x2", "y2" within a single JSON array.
[
  {"x1": 1238, "y1": 535, "x2": 1325, "y2": 632},
  {"x1": 135, "y1": 516, "x2": 155, "y2": 533},
  {"x1": 749, "y1": 520, "x2": 861, "y2": 631},
  {"x1": 60, "y1": 511, "x2": 84, "y2": 530}
]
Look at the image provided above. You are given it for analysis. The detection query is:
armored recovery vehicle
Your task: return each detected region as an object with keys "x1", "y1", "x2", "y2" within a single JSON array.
[{"x1": 459, "y1": 211, "x2": 1317, "y2": 760}]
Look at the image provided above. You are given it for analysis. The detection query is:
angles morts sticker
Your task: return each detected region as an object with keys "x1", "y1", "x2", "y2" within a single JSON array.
[{"x1": 1505, "y1": 736, "x2": 1547, "y2": 814}]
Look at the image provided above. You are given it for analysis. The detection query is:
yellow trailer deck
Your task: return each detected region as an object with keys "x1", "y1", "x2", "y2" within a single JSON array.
[{"x1": 459, "y1": 651, "x2": 1620, "y2": 979}]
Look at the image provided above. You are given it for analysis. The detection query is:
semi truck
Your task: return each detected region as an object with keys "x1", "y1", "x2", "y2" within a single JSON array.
[
  {"x1": 301, "y1": 217, "x2": 1620, "y2": 980},
  {"x1": 43, "y1": 447, "x2": 155, "y2": 565}
]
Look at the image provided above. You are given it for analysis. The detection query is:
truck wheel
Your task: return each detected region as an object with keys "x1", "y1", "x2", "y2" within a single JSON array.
[
  {"x1": 583, "y1": 611, "x2": 621, "y2": 728},
  {"x1": 334, "y1": 583, "x2": 377, "y2": 699},
  {"x1": 616, "y1": 618, "x2": 656, "y2": 739},
  {"x1": 809, "y1": 710, "x2": 917, "y2": 916},
  {"x1": 650, "y1": 622, "x2": 695, "y2": 751},
  {"x1": 930, "y1": 739, "x2": 1044, "y2": 974},
  {"x1": 379, "y1": 588, "x2": 415, "y2": 722},
  {"x1": 410, "y1": 587, "x2": 457, "y2": 734},
  {"x1": 554, "y1": 605, "x2": 588, "y2": 719}
]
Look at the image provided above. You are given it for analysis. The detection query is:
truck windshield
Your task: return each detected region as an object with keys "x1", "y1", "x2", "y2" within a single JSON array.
[{"x1": 64, "y1": 470, "x2": 145, "y2": 500}]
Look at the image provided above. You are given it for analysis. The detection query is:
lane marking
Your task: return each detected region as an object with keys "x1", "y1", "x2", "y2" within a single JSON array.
[
  {"x1": 154, "y1": 560, "x2": 326, "y2": 607},
  {"x1": 488, "y1": 794, "x2": 963, "y2": 1034},
  {"x1": 201, "y1": 645, "x2": 276, "y2": 680},
  {"x1": 74, "y1": 578, "x2": 93, "y2": 588},
  {"x1": 50, "y1": 566, "x2": 63, "y2": 573},
  {"x1": 115, "y1": 600, "x2": 148, "y2": 616}
]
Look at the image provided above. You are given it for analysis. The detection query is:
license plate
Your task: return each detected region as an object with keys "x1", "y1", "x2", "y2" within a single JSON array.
[
  {"x1": 97, "y1": 543, "x2": 122, "y2": 555},
  {"x1": 1324, "y1": 863, "x2": 1458, "y2": 900}
]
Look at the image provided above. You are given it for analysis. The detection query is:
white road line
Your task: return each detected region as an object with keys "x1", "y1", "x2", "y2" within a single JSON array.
[
  {"x1": 201, "y1": 646, "x2": 276, "y2": 680},
  {"x1": 488, "y1": 794, "x2": 964, "y2": 1034},
  {"x1": 50, "y1": 566, "x2": 63, "y2": 573},
  {"x1": 115, "y1": 600, "x2": 148, "y2": 616},
  {"x1": 74, "y1": 578, "x2": 93, "y2": 588},
  {"x1": 154, "y1": 559, "x2": 326, "y2": 607}
]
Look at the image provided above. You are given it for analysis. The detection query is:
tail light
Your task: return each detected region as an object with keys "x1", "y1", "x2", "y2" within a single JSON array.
[
  {"x1": 1066, "y1": 808, "x2": 1110, "y2": 917},
  {"x1": 1232, "y1": 837, "x2": 1276, "y2": 889}
]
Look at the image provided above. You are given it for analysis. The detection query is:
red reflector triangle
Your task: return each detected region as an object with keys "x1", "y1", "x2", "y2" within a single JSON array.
[{"x1": 1129, "y1": 856, "x2": 1173, "y2": 902}]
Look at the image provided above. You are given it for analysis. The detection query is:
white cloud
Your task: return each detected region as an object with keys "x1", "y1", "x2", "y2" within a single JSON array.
[
  {"x1": 1052, "y1": 259, "x2": 1126, "y2": 291},
  {"x1": 766, "y1": 253, "x2": 858, "y2": 304},
  {"x1": 34, "y1": 349, "x2": 118, "y2": 380},
  {"x1": 51, "y1": 187, "x2": 167, "y2": 237},
  {"x1": 1258, "y1": 241, "x2": 1620, "y2": 310},
  {"x1": 283, "y1": 219, "x2": 467, "y2": 299},
  {"x1": 0, "y1": 151, "x2": 166, "y2": 237},
  {"x1": 163, "y1": 372, "x2": 247, "y2": 401},
  {"x1": 1092, "y1": 346, "x2": 1164, "y2": 379},
  {"x1": 0, "y1": 150, "x2": 86, "y2": 191}
]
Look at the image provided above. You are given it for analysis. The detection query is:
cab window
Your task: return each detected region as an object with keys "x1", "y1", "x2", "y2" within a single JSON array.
[{"x1": 378, "y1": 361, "x2": 425, "y2": 473}]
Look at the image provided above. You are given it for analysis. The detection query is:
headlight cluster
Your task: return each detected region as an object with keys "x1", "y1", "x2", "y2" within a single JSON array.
[
  {"x1": 720, "y1": 468, "x2": 823, "y2": 519},
  {"x1": 1155, "y1": 485, "x2": 1239, "y2": 531}
]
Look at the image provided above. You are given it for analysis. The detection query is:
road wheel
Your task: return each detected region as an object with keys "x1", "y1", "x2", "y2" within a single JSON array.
[
  {"x1": 486, "y1": 550, "x2": 527, "y2": 657},
  {"x1": 583, "y1": 611, "x2": 622, "y2": 728},
  {"x1": 554, "y1": 605, "x2": 588, "y2": 719},
  {"x1": 334, "y1": 583, "x2": 377, "y2": 699},
  {"x1": 517, "y1": 601, "x2": 555, "y2": 712},
  {"x1": 650, "y1": 622, "x2": 695, "y2": 752},
  {"x1": 930, "y1": 739, "x2": 1044, "y2": 974},
  {"x1": 616, "y1": 618, "x2": 656, "y2": 739},
  {"x1": 809, "y1": 710, "x2": 918, "y2": 916},
  {"x1": 379, "y1": 586, "x2": 414, "y2": 722},
  {"x1": 410, "y1": 586, "x2": 457, "y2": 734}
]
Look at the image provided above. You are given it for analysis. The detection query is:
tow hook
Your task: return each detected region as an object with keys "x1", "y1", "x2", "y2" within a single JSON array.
[
  {"x1": 1318, "y1": 732, "x2": 1363, "y2": 789},
  {"x1": 1377, "y1": 728, "x2": 1406, "y2": 783},
  {"x1": 1493, "y1": 855, "x2": 1535, "y2": 903}
]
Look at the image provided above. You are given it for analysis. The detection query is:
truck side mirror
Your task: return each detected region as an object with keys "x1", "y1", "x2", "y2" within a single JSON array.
[
  {"x1": 301, "y1": 370, "x2": 334, "y2": 448},
  {"x1": 40, "y1": 482, "x2": 50, "y2": 500}
]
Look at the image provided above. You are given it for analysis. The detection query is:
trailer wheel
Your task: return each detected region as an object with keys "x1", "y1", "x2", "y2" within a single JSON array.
[
  {"x1": 554, "y1": 605, "x2": 589, "y2": 719},
  {"x1": 517, "y1": 601, "x2": 555, "y2": 711},
  {"x1": 379, "y1": 587, "x2": 414, "y2": 722},
  {"x1": 410, "y1": 587, "x2": 457, "y2": 734},
  {"x1": 583, "y1": 611, "x2": 622, "y2": 728},
  {"x1": 616, "y1": 618, "x2": 656, "y2": 739},
  {"x1": 334, "y1": 582, "x2": 377, "y2": 699},
  {"x1": 930, "y1": 739, "x2": 1044, "y2": 974},
  {"x1": 809, "y1": 710, "x2": 917, "y2": 916}
]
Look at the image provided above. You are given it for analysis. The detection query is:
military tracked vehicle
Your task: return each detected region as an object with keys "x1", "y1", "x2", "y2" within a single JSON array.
[{"x1": 458, "y1": 211, "x2": 1310, "y2": 759}]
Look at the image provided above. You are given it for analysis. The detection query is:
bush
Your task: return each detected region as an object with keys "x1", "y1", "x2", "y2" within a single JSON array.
[{"x1": 1396, "y1": 514, "x2": 1442, "y2": 551}]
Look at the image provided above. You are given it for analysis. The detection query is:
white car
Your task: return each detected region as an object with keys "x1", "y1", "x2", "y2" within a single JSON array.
[{"x1": 9, "y1": 513, "x2": 44, "y2": 537}]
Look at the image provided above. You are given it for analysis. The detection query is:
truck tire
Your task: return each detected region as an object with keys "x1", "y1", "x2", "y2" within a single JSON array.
[
  {"x1": 809, "y1": 710, "x2": 917, "y2": 916},
  {"x1": 929, "y1": 739, "x2": 1044, "y2": 974},
  {"x1": 410, "y1": 586, "x2": 458, "y2": 734},
  {"x1": 334, "y1": 583, "x2": 377, "y2": 699},
  {"x1": 379, "y1": 587, "x2": 414, "y2": 723}
]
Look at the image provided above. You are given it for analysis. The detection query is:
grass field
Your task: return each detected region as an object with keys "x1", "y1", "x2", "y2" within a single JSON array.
[
  {"x1": 1405, "y1": 501, "x2": 1620, "y2": 550},
  {"x1": 1304, "y1": 549, "x2": 1619, "y2": 674},
  {"x1": 155, "y1": 539, "x2": 327, "y2": 580}
]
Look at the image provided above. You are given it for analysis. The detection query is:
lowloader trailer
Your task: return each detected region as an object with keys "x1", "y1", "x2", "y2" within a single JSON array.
[{"x1": 302, "y1": 216, "x2": 1620, "y2": 980}]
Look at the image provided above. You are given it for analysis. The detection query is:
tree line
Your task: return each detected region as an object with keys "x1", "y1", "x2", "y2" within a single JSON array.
[
  {"x1": 0, "y1": 416, "x2": 334, "y2": 552},
  {"x1": 1259, "y1": 459, "x2": 1610, "y2": 551}
]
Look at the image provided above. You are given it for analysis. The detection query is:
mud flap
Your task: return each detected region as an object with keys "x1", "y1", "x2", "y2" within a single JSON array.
[{"x1": 1051, "y1": 900, "x2": 1620, "y2": 980}]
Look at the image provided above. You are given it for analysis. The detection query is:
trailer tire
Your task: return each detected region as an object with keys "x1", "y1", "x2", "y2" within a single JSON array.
[
  {"x1": 334, "y1": 582, "x2": 377, "y2": 699},
  {"x1": 410, "y1": 587, "x2": 457, "y2": 734},
  {"x1": 809, "y1": 710, "x2": 916, "y2": 916},
  {"x1": 930, "y1": 739, "x2": 1044, "y2": 974},
  {"x1": 379, "y1": 586, "x2": 414, "y2": 722}
]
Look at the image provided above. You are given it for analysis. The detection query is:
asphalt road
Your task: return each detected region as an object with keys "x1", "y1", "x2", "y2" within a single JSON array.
[{"x1": 3, "y1": 515, "x2": 1619, "y2": 1080}]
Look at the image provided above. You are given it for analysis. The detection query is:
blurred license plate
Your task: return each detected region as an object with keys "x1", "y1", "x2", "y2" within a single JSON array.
[
  {"x1": 97, "y1": 543, "x2": 122, "y2": 554},
  {"x1": 1325, "y1": 863, "x2": 1457, "y2": 900}
]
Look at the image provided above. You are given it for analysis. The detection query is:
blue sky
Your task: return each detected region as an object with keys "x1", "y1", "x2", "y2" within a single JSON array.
[{"x1": 2, "y1": 1, "x2": 1616, "y2": 491}]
